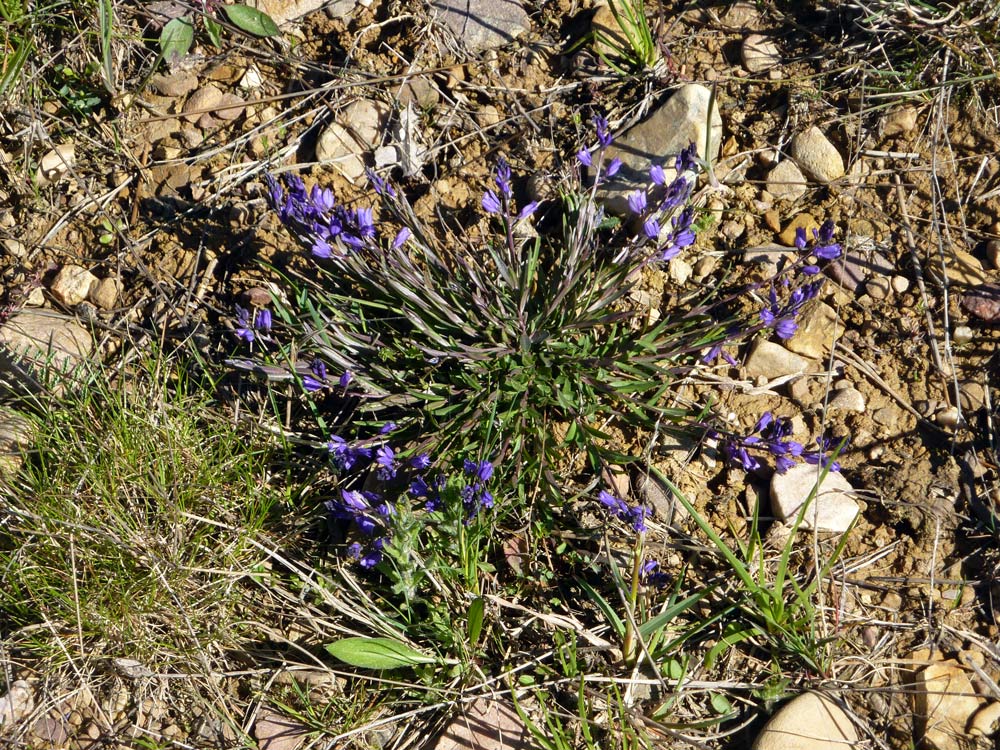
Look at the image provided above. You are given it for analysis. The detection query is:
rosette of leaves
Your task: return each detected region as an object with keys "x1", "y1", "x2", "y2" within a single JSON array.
[
  {"x1": 263, "y1": 164, "x2": 731, "y2": 511},
  {"x1": 156, "y1": 1, "x2": 279, "y2": 64}
]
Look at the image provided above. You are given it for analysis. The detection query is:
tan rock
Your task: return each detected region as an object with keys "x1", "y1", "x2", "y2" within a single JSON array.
[
  {"x1": 778, "y1": 213, "x2": 820, "y2": 246},
  {"x1": 913, "y1": 660, "x2": 985, "y2": 750},
  {"x1": 50, "y1": 264, "x2": 98, "y2": 306},
  {"x1": 790, "y1": 126, "x2": 845, "y2": 183},
  {"x1": 784, "y1": 301, "x2": 842, "y2": 359},
  {"x1": 883, "y1": 105, "x2": 918, "y2": 137},
  {"x1": 741, "y1": 33, "x2": 780, "y2": 73},
  {"x1": 766, "y1": 159, "x2": 807, "y2": 201},
  {"x1": 752, "y1": 692, "x2": 859, "y2": 750},
  {"x1": 744, "y1": 339, "x2": 812, "y2": 380}
]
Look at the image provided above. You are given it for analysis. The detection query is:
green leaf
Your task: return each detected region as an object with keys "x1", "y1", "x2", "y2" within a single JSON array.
[
  {"x1": 324, "y1": 637, "x2": 437, "y2": 669},
  {"x1": 221, "y1": 4, "x2": 280, "y2": 36},
  {"x1": 159, "y1": 17, "x2": 194, "y2": 62},
  {"x1": 204, "y1": 15, "x2": 223, "y2": 47},
  {"x1": 710, "y1": 692, "x2": 733, "y2": 715},
  {"x1": 467, "y1": 597, "x2": 485, "y2": 648}
]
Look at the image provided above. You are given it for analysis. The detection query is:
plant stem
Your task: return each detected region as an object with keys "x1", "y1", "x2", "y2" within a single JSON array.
[{"x1": 622, "y1": 531, "x2": 643, "y2": 667}]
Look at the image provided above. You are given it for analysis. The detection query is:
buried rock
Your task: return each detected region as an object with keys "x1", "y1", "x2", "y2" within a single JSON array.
[
  {"x1": 752, "y1": 692, "x2": 860, "y2": 750},
  {"x1": 960, "y1": 282, "x2": 1000, "y2": 323},
  {"x1": 770, "y1": 463, "x2": 859, "y2": 533}
]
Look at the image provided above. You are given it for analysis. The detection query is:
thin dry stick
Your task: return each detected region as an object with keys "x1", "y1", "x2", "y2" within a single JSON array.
[{"x1": 892, "y1": 173, "x2": 949, "y2": 402}]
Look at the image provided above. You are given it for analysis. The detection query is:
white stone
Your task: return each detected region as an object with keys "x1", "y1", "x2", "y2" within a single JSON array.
[
  {"x1": 1, "y1": 237, "x2": 26, "y2": 258},
  {"x1": 0, "y1": 680, "x2": 34, "y2": 728},
  {"x1": 770, "y1": 463, "x2": 859, "y2": 533},
  {"x1": 827, "y1": 387, "x2": 865, "y2": 413},
  {"x1": 891, "y1": 275, "x2": 910, "y2": 293},
  {"x1": 36, "y1": 143, "x2": 75, "y2": 184},
  {"x1": 50, "y1": 265, "x2": 98, "y2": 306},
  {"x1": 741, "y1": 34, "x2": 780, "y2": 73},
  {"x1": 752, "y1": 692, "x2": 859, "y2": 750},
  {"x1": 790, "y1": 126, "x2": 844, "y2": 183},
  {"x1": 239, "y1": 65, "x2": 264, "y2": 90},
  {"x1": 744, "y1": 339, "x2": 811, "y2": 380},
  {"x1": 669, "y1": 257, "x2": 692, "y2": 285},
  {"x1": 766, "y1": 159, "x2": 806, "y2": 201},
  {"x1": 315, "y1": 100, "x2": 389, "y2": 183}
]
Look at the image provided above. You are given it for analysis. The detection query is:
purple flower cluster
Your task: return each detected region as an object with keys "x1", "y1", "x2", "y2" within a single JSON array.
[
  {"x1": 325, "y1": 489, "x2": 391, "y2": 568},
  {"x1": 576, "y1": 115, "x2": 621, "y2": 174},
  {"x1": 640, "y1": 559, "x2": 670, "y2": 589},
  {"x1": 265, "y1": 173, "x2": 376, "y2": 259},
  {"x1": 598, "y1": 490, "x2": 650, "y2": 533},
  {"x1": 721, "y1": 412, "x2": 804, "y2": 474},
  {"x1": 461, "y1": 459, "x2": 494, "y2": 520},
  {"x1": 719, "y1": 413, "x2": 847, "y2": 475},
  {"x1": 235, "y1": 305, "x2": 271, "y2": 343},
  {"x1": 481, "y1": 158, "x2": 539, "y2": 221},
  {"x1": 303, "y1": 360, "x2": 353, "y2": 393},
  {"x1": 759, "y1": 278, "x2": 824, "y2": 340},
  {"x1": 796, "y1": 220, "x2": 842, "y2": 274}
]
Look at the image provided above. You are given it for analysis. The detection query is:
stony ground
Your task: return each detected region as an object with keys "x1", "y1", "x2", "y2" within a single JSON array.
[{"x1": 1, "y1": 0, "x2": 1000, "y2": 748}]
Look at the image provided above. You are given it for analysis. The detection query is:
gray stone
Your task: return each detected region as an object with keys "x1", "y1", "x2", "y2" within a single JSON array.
[
  {"x1": 255, "y1": 710, "x2": 309, "y2": 750},
  {"x1": 745, "y1": 339, "x2": 811, "y2": 380},
  {"x1": 88, "y1": 277, "x2": 122, "y2": 310},
  {"x1": 430, "y1": 0, "x2": 530, "y2": 52},
  {"x1": 770, "y1": 463, "x2": 859, "y2": 533},
  {"x1": 36, "y1": 143, "x2": 75, "y2": 185},
  {"x1": 784, "y1": 301, "x2": 842, "y2": 360},
  {"x1": 789, "y1": 126, "x2": 844, "y2": 183},
  {"x1": 182, "y1": 85, "x2": 224, "y2": 123},
  {"x1": 251, "y1": 0, "x2": 330, "y2": 26},
  {"x1": 599, "y1": 84, "x2": 722, "y2": 214},
  {"x1": 752, "y1": 692, "x2": 859, "y2": 750},
  {"x1": 741, "y1": 34, "x2": 780, "y2": 73},
  {"x1": 0, "y1": 679, "x2": 34, "y2": 727},
  {"x1": 766, "y1": 159, "x2": 807, "y2": 201},
  {"x1": 50, "y1": 264, "x2": 98, "y2": 306},
  {"x1": 1, "y1": 237, "x2": 26, "y2": 258}
]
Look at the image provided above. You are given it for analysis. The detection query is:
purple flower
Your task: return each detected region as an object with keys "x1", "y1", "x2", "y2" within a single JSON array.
[
  {"x1": 517, "y1": 201, "x2": 539, "y2": 220},
  {"x1": 235, "y1": 305, "x2": 255, "y2": 342},
  {"x1": 410, "y1": 453, "x2": 431, "y2": 470},
  {"x1": 495, "y1": 158, "x2": 512, "y2": 197},
  {"x1": 643, "y1": 217, "x2": 660, "y2": 239},
  {"x1": 628, "y1": 190, "x2": 647, "y2": 215},
  {"x1": 379, "y1": 422, "x2": 398, "y2": 435},
  {"x1": 392, "y1": 227, "x2": 411, "y2": 248},
  {"x1": 338, "y1": 371, "x2": 352, "y2": 388},
  {"x1": 367, "y1": 169, "x2": 395, "y2": 197},
  {"x1": 606, "y1": 157, "x2": 622, "y2": 177},
  {"x1": 675, "y1": 143, "x2": 698, "y2": 173},
  {"x1": 464, "y1": 459, "x2": 493, "y2": 482},
  {"x1": 303, "y1": 359, "x2": 328, "y2": 392},
  {"x1": 598, "y1": 490, "x2": 649, "y2": 533},
  {"x1": 254, "y1": 309, "x2": 272, "y2": 332},
  {"x1": 794, "y1": 227, "x2": 808, "y2": 250},
  {"x1": 375, "y1": 444, "x2": 398, "y2": 481},
  {"x1": 641, "y1": 559, "x2": 670, "y2": 589},
  {"x1": 482, "y1": 189, "x2": 502, "y2": 214},
  {"x1": 649, "y1": 164, "x2": 665, "y2": 185},
  {"x1": 592, "y1": 115, "x2": 613, "y2": 148},
  {"x1": 576, "y1": 148, "x2": 593, "y2": 167}
]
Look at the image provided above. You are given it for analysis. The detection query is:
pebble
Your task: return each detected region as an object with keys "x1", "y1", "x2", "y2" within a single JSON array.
[
  {"x1": 891, "y1": 275, "x2": 910, "y2": 293},
  {"x1": 777, "y1": 213, "x2": 819, "y2": 246},
  {"x1": 882, "y1": 105, "x2": 918, "y2": 137},
  {"x1": 255, "y1": 0, "x2": 332, "y2": 25},
  {"x1": 0, "y1": 310, "x2": 94, "y2": 393},
  {"x1": 766, "y1": 160, "x2": 807, "y2": 201},
  {"x1": 150, "y1": 71, "x2": 198, "y2": 98},
  {"x1": 741, "y1": 33, "x2": 780, "y2": 73},
  {"x1": 214, "y1": 92, "x2": 246, "y2": 122},
  {"x1": 986, "y1": 239, "x2": 1000, "y2": 270},
  {"x1": 598, "y1": 84, "x2": 722, "y2": 214},
  {"x1": 865, "y1": 275, "x2": 891, "y2": 300},
  {"x1": 36, "y1": 143, "x2": 75, "y2": 184},
  {"x1": 913, "y1": 659, "x2": 984, "y2": 750},
  {"x1": 942, "y1": 247, "x2": 987, "y2": 285},
  {"x1": 784, "y1": 301, "x2": 842, "y2": 359},
  {"x1": 935, "y1": 406, "x2": 961, "y2": 429},
  {"x1": 823, "y1": 240, "x2": 894, "y2": 295},
  {"x1": 827, "y1": 387, "x2": 865, "y2": 413},
  {"x1": 960, "y1": 282, "x2": 1000, "y2": 323},
  {"x1": 255, "y1": 709, "x2": 309, "y2": 750},
  {"x1": 239, "y1": 65, "x2": 264, "y2": 90},
  {"x1": 430, "y1": 0, "x2": 530, "y2": 51},
  {"x1": 50, "y1": 264, "x2": 98, "y2": 306},
  {"x1": 669, "y1": 257, "x2": 692, "y2": 285},
  {"x1": 30, "y1": 715, "x2": 69, "y2": 746},
  {"x1": 789, "y1": 126, "x2": 845, "y2": 183},
  {"x1": 959, "y1": 381, "x2": 986, "y2": 412},
  {"x1": 1, "y1": 237, "x2": 26, "y2": 258},
  {"x1": 398, "y1": 76, "x2": 441, "y2": 110},
  {"x1": 182, "y1": 84, "x2": 224, "y2": 123},
  {"x1": 744, "y1": 339, "x2": 812, "y2": 380},
  {"x1": 952, "y1": 325, "x2": 974, "y2": 345},
  {"x1": 751, "y1": 692, "x2": 859, "y2": 750}
]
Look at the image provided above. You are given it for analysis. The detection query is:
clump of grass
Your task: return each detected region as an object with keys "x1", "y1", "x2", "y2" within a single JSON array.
[{"x1": 0, "y1": 354, "x2": 289, "y2": 669}]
